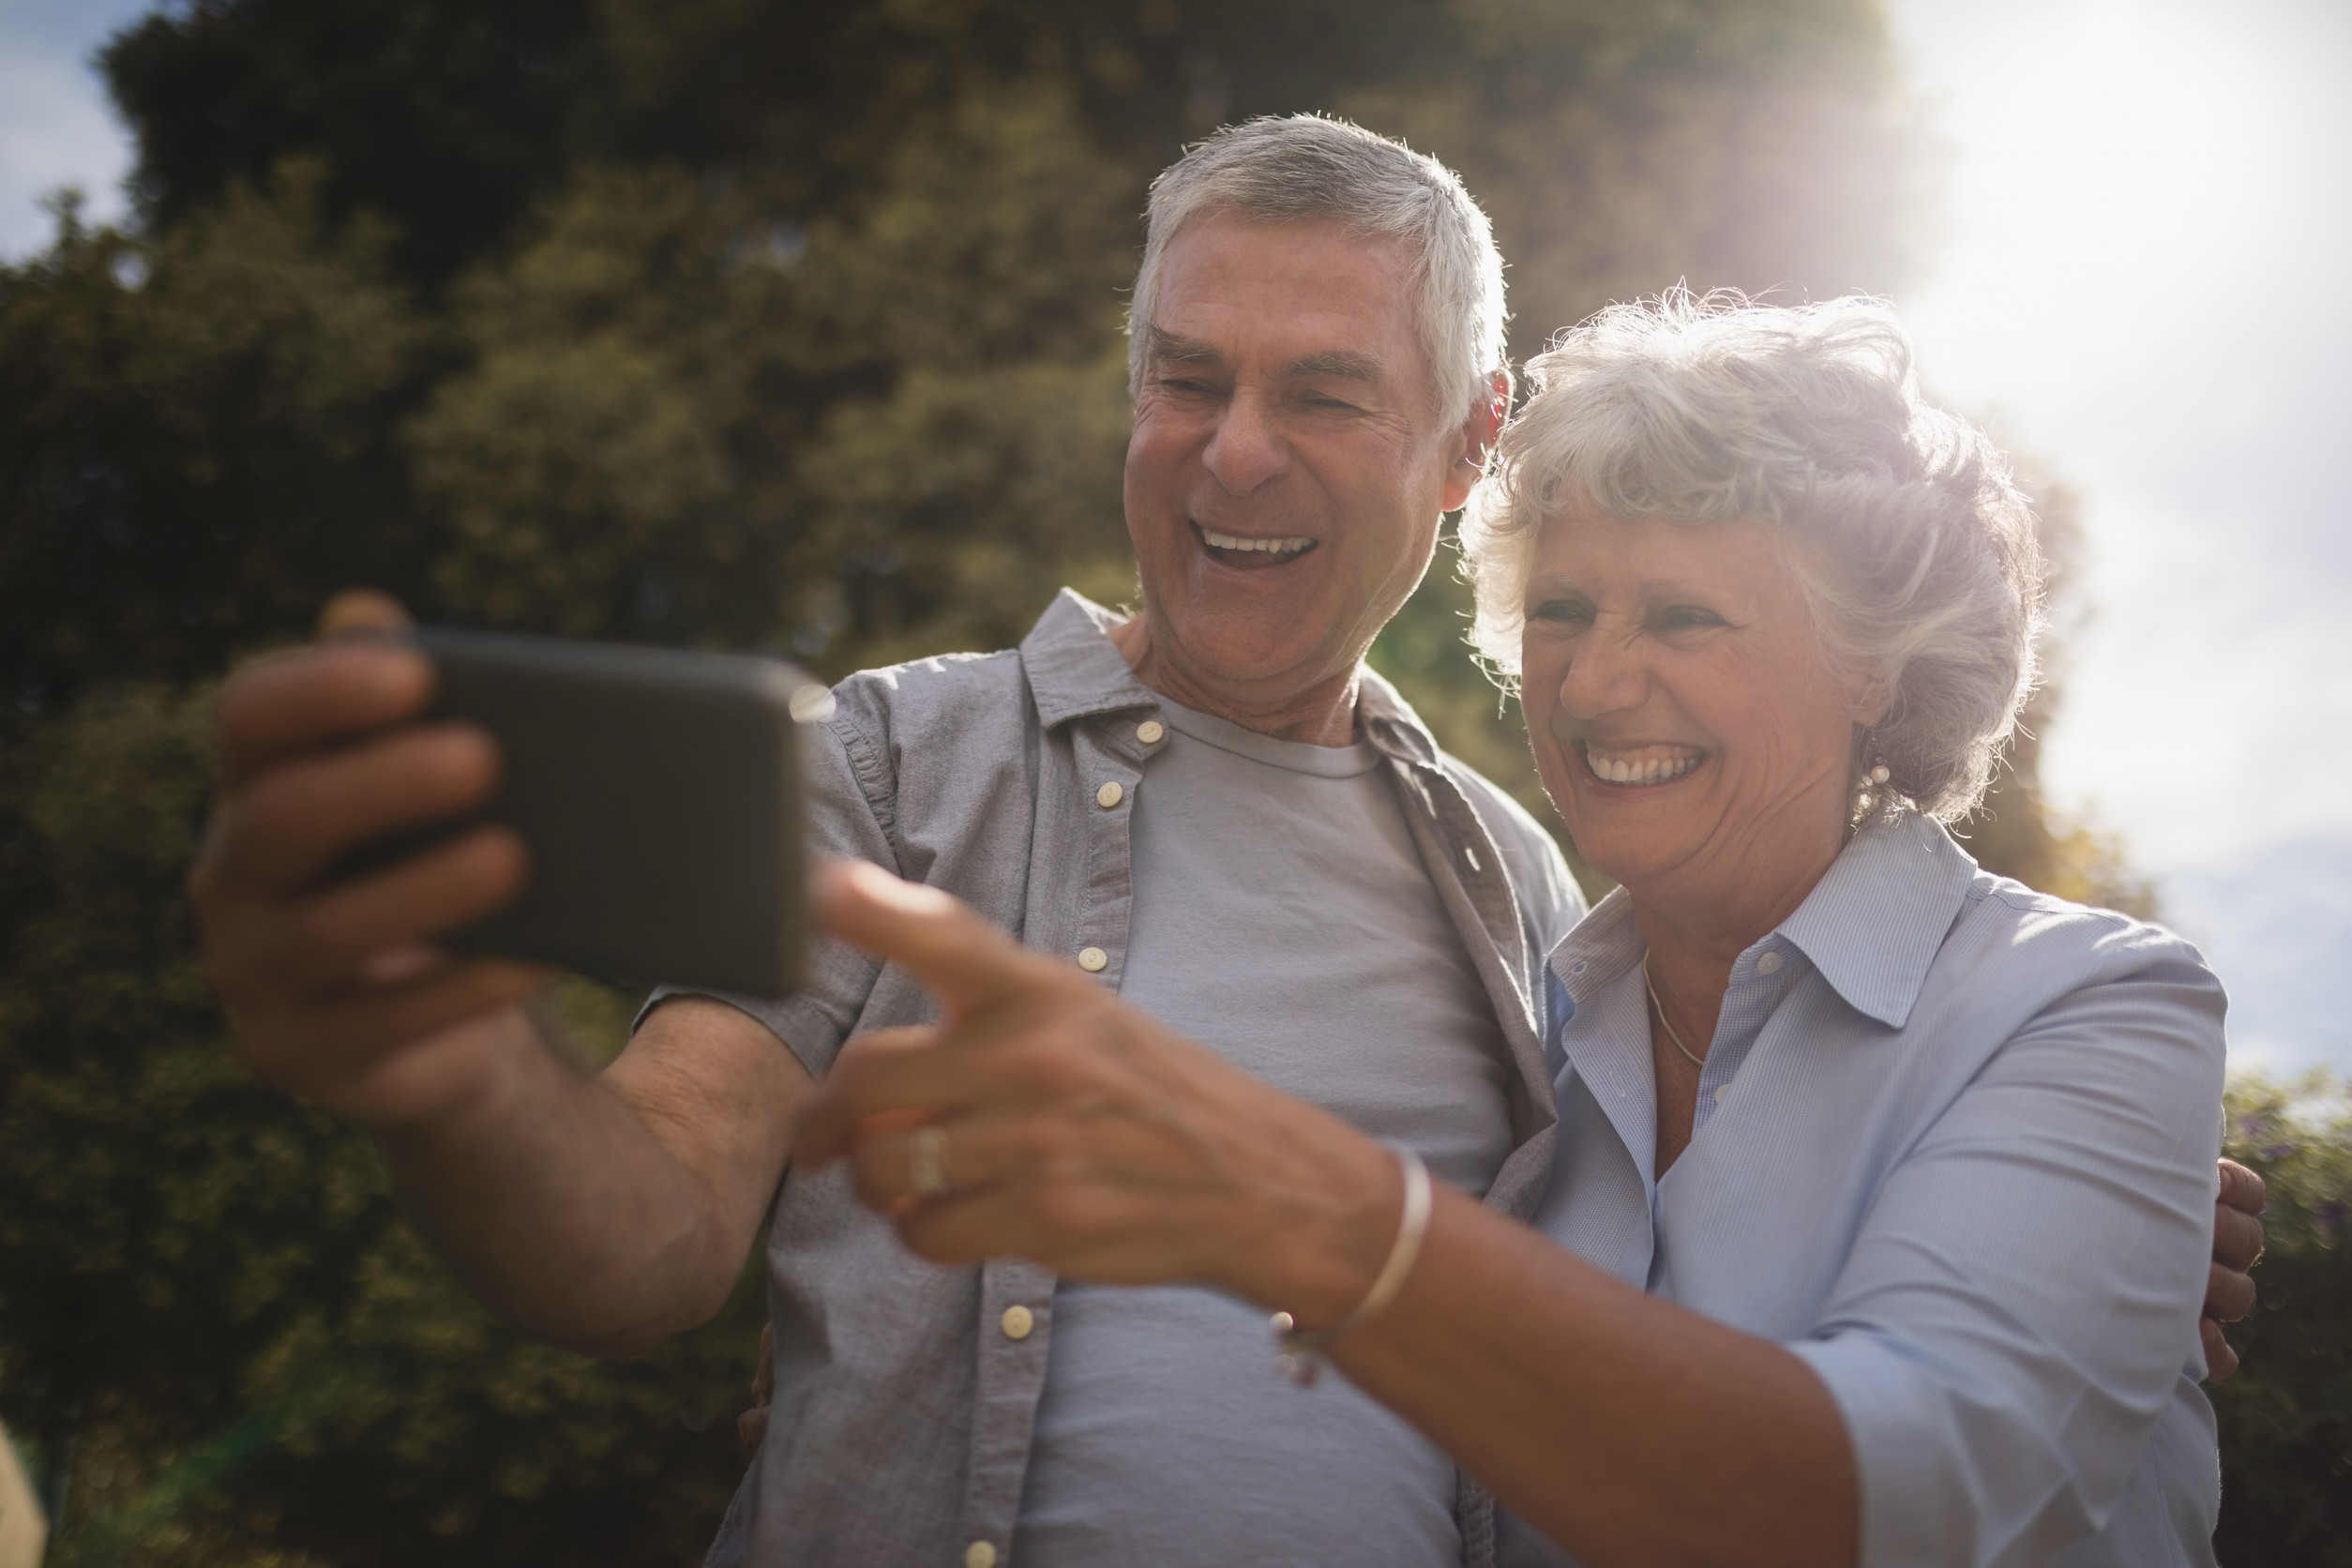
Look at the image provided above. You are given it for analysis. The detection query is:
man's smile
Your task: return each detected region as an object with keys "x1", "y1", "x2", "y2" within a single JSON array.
[{"x1": 1192, "y1": 520, "x2": 1319, "y2": 571}]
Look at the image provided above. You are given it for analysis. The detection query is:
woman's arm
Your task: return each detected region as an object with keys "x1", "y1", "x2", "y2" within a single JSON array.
[
  {"x1": 1336, "y1": 1189, "x2": 1856, "y2": 1568},
  {"x1": 796, "y1": 862, "x2": 1858, "y2": 1568},
  {"x1": 796, "y1": 863, "x2": 2221, "y2": 1568}
]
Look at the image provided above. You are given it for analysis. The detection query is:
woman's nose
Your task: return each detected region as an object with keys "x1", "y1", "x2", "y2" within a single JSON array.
[
  {"x1": 1200, "y1": 391, "x2": 1289, "y2": 494},
  {"x1": 1555, "y1": 626, "x2": 1649, "y2": 716}
]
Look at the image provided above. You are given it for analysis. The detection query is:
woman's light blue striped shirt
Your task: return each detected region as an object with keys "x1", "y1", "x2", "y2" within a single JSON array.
[{"x1": 1500, "y1": 811, "x2": 2227, "y2": 1568}]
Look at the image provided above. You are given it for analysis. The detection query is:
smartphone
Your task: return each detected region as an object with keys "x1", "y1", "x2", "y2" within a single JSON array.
[{"x1": 336, "y1": 626, "x2": 820, "y2": 996}]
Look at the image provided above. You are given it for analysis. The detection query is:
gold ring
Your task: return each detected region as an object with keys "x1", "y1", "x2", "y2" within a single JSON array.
[{"x1": 909, "y1": 1124, "x2": 952, "y2": 1198}]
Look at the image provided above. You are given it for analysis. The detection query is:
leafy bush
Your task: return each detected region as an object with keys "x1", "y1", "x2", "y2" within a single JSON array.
[{"x1": 2215, "y1": 1076, "x2": 2352, "y2": 1566}]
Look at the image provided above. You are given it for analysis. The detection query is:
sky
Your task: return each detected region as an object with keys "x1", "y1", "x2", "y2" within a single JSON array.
[
  {"x1": 4, "y1": 0, "x2": 2346, "y2": 1076},
  {"x1": 1886, "y1": 0, "x2": 2352, "y2": 1078}
]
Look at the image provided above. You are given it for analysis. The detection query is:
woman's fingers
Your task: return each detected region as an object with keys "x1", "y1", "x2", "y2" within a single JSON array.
[
  {"x1": 812, "y1": 859, "x2": 1084, "y2": 1017},
  {"x1": 792, "y1": 1026, "x2": 965, "y2": 1168}
]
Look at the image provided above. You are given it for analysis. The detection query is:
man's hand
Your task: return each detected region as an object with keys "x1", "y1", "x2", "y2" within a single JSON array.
[
  {"x1": 188, "y1": 590, "x2": 550, "y2": 1129},
  {"x1": 2200, "y1": 1156, "x2": 2266, "y2": 1381}
]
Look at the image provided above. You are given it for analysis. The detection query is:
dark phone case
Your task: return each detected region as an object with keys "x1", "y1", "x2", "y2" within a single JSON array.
[{"x1": 343, "y1": 627, "x2": 813, "y2": 997}]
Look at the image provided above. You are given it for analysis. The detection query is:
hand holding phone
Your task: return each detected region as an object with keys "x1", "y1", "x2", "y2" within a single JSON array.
[{"x1": 342, "y1": 626, "x2": 821, "y2": 997}]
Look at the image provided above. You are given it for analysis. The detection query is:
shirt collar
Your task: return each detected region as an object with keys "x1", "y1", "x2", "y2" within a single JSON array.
[
  {"x1": 1773, "y1": 811, "x2": 1980, "y2": 1030},
  {"x1": 1018, "y1": 587, "x2": 1448, "y2": 763},
  {"x1": 1547, "y1": 810, "x2": 1980, "y2": 1032},
  {"x1": 1548, "y1": 885, "x2": 1645, "y2": 1004},
  {"x1": 1018, "y1": 589, "x2": 1162, "y2": 730}
]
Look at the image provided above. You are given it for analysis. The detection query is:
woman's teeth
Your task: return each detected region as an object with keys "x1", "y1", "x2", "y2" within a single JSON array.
[
  {"x1": 1583, "y1": 748, "x2": 1701, "y2": 786},
  {"x1": 1199, "y1": 525, "x2": 1314, "y2": 557}
]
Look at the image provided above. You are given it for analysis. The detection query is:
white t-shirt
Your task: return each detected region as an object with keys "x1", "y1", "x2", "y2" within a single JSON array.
[{"x1": 1013, "y1": 697, "x2": 1517, "y2": 1567}]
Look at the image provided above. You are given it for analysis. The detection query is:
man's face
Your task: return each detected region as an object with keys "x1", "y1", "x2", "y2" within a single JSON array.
[{"x1": 1124, "y1": 214, "x2": 1485, "y2": 710}]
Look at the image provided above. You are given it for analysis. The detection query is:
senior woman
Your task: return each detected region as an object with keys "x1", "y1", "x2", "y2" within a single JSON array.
[{"x1": 795, "y1": 294, "x2": 2229, "y2": 1567}]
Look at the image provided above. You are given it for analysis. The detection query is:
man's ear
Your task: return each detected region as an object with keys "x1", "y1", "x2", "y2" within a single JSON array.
[{"x1": 1440, "y1": 371, "x2": 1513, "y2": 512}]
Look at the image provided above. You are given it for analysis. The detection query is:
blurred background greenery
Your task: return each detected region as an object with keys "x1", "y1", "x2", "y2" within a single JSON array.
[{"x1": 0, "y1": 0, "x2": 2341, "y2": 1561}]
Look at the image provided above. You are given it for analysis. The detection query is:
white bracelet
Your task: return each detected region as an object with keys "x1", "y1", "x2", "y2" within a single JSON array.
[{"x1": 1269, "y1": 1144, "x2": 1432, "y2": 1387}]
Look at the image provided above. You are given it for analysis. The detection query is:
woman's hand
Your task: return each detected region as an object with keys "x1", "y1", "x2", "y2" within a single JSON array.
[{"x1": 792, "y1": 861, "x2": 1401, "y2": 1323}]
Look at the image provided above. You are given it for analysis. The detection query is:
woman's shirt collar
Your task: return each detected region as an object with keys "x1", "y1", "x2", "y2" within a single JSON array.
[{"x1": 1547, "y1": 810, "x2": 1981, "y2": 1032}]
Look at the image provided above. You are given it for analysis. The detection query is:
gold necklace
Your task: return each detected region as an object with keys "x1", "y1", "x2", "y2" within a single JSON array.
[{"x1": 1641, "y1": 957, "x2": 1708, "y2": 1069}]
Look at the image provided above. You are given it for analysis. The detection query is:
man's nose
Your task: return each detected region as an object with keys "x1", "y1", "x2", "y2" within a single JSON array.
[{"x1": 1200, "y1": 391, "x2": 1289, "y2": 494}]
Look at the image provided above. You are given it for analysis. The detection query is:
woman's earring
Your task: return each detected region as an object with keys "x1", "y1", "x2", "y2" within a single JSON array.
[{"x1": 1852, "y1": 748, "x2": 1895, "y2": 825}]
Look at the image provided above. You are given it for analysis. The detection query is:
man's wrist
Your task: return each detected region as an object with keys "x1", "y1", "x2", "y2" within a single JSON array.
[{"x1": 357, "y1": 1003, "x2": 552, "y2": 1141}]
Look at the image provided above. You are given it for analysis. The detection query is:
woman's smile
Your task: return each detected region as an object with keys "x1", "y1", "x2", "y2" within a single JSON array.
[
  {"x1": 1577, "y1": 742, "x2": 1708, "y2": 787},
  {"x1": 1519, "y1": 511, "x2": 1867, "y2": 909}
]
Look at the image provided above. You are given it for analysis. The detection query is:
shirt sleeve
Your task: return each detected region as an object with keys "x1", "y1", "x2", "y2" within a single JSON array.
[
  {"x1": 633, "y1": 707, "x2": 897, "y2": 1078},
  {"x1": 1785, "y1": 937, "x2": 2226, "y2": 1568}
]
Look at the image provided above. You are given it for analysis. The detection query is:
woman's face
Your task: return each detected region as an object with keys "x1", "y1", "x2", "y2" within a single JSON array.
[{"x1": 1521, "y1": 510, "x2": 1871, "y2": 904}]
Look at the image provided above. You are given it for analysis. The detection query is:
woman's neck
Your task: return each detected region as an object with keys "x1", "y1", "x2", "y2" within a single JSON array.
[{"x1": 1627, "y1": 820, "x2": 1847, "y2": 1021}]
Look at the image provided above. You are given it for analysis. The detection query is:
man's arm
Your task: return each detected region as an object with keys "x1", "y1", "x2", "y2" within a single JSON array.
[
  {"x1": 375, "y1": 997, "x2": 810, "y2": 1355},
  {"x1": 189, "y1": 594, "x2": 807, "y2": 1356}
]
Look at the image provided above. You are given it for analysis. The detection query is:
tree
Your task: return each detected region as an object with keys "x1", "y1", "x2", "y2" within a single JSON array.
[{"x1": 2214, "y1": 1077, "x2": 2352, "y2": 1566}]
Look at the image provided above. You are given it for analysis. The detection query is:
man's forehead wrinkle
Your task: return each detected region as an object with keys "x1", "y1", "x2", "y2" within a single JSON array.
[
  {"x1": 1285, "y1": 348, "x2": 1386, "y2": 384},
  {"x1": 1146, "y1": 326, "x2": 1224, "y2": 367}
]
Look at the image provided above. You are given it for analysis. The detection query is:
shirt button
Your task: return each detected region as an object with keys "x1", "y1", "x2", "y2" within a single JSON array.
[
  {"x1": 965, "y1": 1543, "x2": 999, "y2": 1568},
  {"x1": 1713, "y1": 1083, "x2": 1728, "y2": 1107},
  {"x1": 1096, "y1": 780, "x2": 1124, "y2": 808},
  {"x1": 1756, "y1": 951, "x2": 1783, "y2": 975},
  {"x1": 1136, "y1": 719, "x2": 1165, "y2": 745},
  {"x1": 1077, "y1": 946, "x2": 1108, "y2": 972},
  {"x1": 1001, "y1": 1304, "x2": 1035, "y2": 1340}
]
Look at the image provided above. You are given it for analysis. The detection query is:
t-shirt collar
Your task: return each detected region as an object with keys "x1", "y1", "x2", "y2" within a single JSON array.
[{"x1": 1018, "y1": 587, "x2": 1446, "y2": 765}]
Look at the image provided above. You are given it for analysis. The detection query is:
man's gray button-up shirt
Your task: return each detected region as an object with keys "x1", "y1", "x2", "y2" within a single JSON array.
[{"x1": 660, "y1": 589, "x2": 1585, "y2": 1568}]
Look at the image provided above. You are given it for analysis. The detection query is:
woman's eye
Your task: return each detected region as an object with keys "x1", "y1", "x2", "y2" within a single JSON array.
[
  {"x1": 1656, "y1": 606, "x2": 1724, "y2": 632},
  {"x1": 1530, "y1": 599, "x2": 1592, "y2": 626}
]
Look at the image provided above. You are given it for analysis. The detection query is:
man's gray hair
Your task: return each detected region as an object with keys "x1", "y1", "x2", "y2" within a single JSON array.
[
  {"x1": 1127, "y1": 114, "x2": 1508, "y2": 423},
  {"x1": 1459, "y1": 290, "x2": 2044, "y2": 823}
]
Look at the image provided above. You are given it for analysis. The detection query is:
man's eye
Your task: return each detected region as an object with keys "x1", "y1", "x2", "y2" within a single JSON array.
[{"x1": 1158, "y1": 376, "x2": 1216, "y2": 397}]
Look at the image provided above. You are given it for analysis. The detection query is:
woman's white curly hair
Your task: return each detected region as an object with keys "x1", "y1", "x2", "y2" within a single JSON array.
[{"x1": 1459, "y1": 289, "x2": 2044, "y2": 823}]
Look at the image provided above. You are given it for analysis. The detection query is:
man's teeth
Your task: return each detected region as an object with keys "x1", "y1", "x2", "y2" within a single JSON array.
[
  {"x1": 1200, "y1": 525, "x2": 1313, "y2": 555},
  {"x1": 1584, "y1": 749, "x2": 1701, "y2": 786}
]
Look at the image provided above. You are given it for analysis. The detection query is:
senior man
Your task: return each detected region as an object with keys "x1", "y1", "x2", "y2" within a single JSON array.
[{"x1": 193, "y1": 116, "x2": 2261, "y2": 1568}]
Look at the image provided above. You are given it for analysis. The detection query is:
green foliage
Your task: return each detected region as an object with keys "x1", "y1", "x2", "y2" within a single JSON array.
[
  {"x1": 0, "y1": 168, "x2": 430, "y2": 710},
  {"x1": 2215, "y1": 1078, "x2": 2352, "y2": 1565},
  {"x1": 0, "y1": 687, "x2": 761, "y2": 1567}
]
